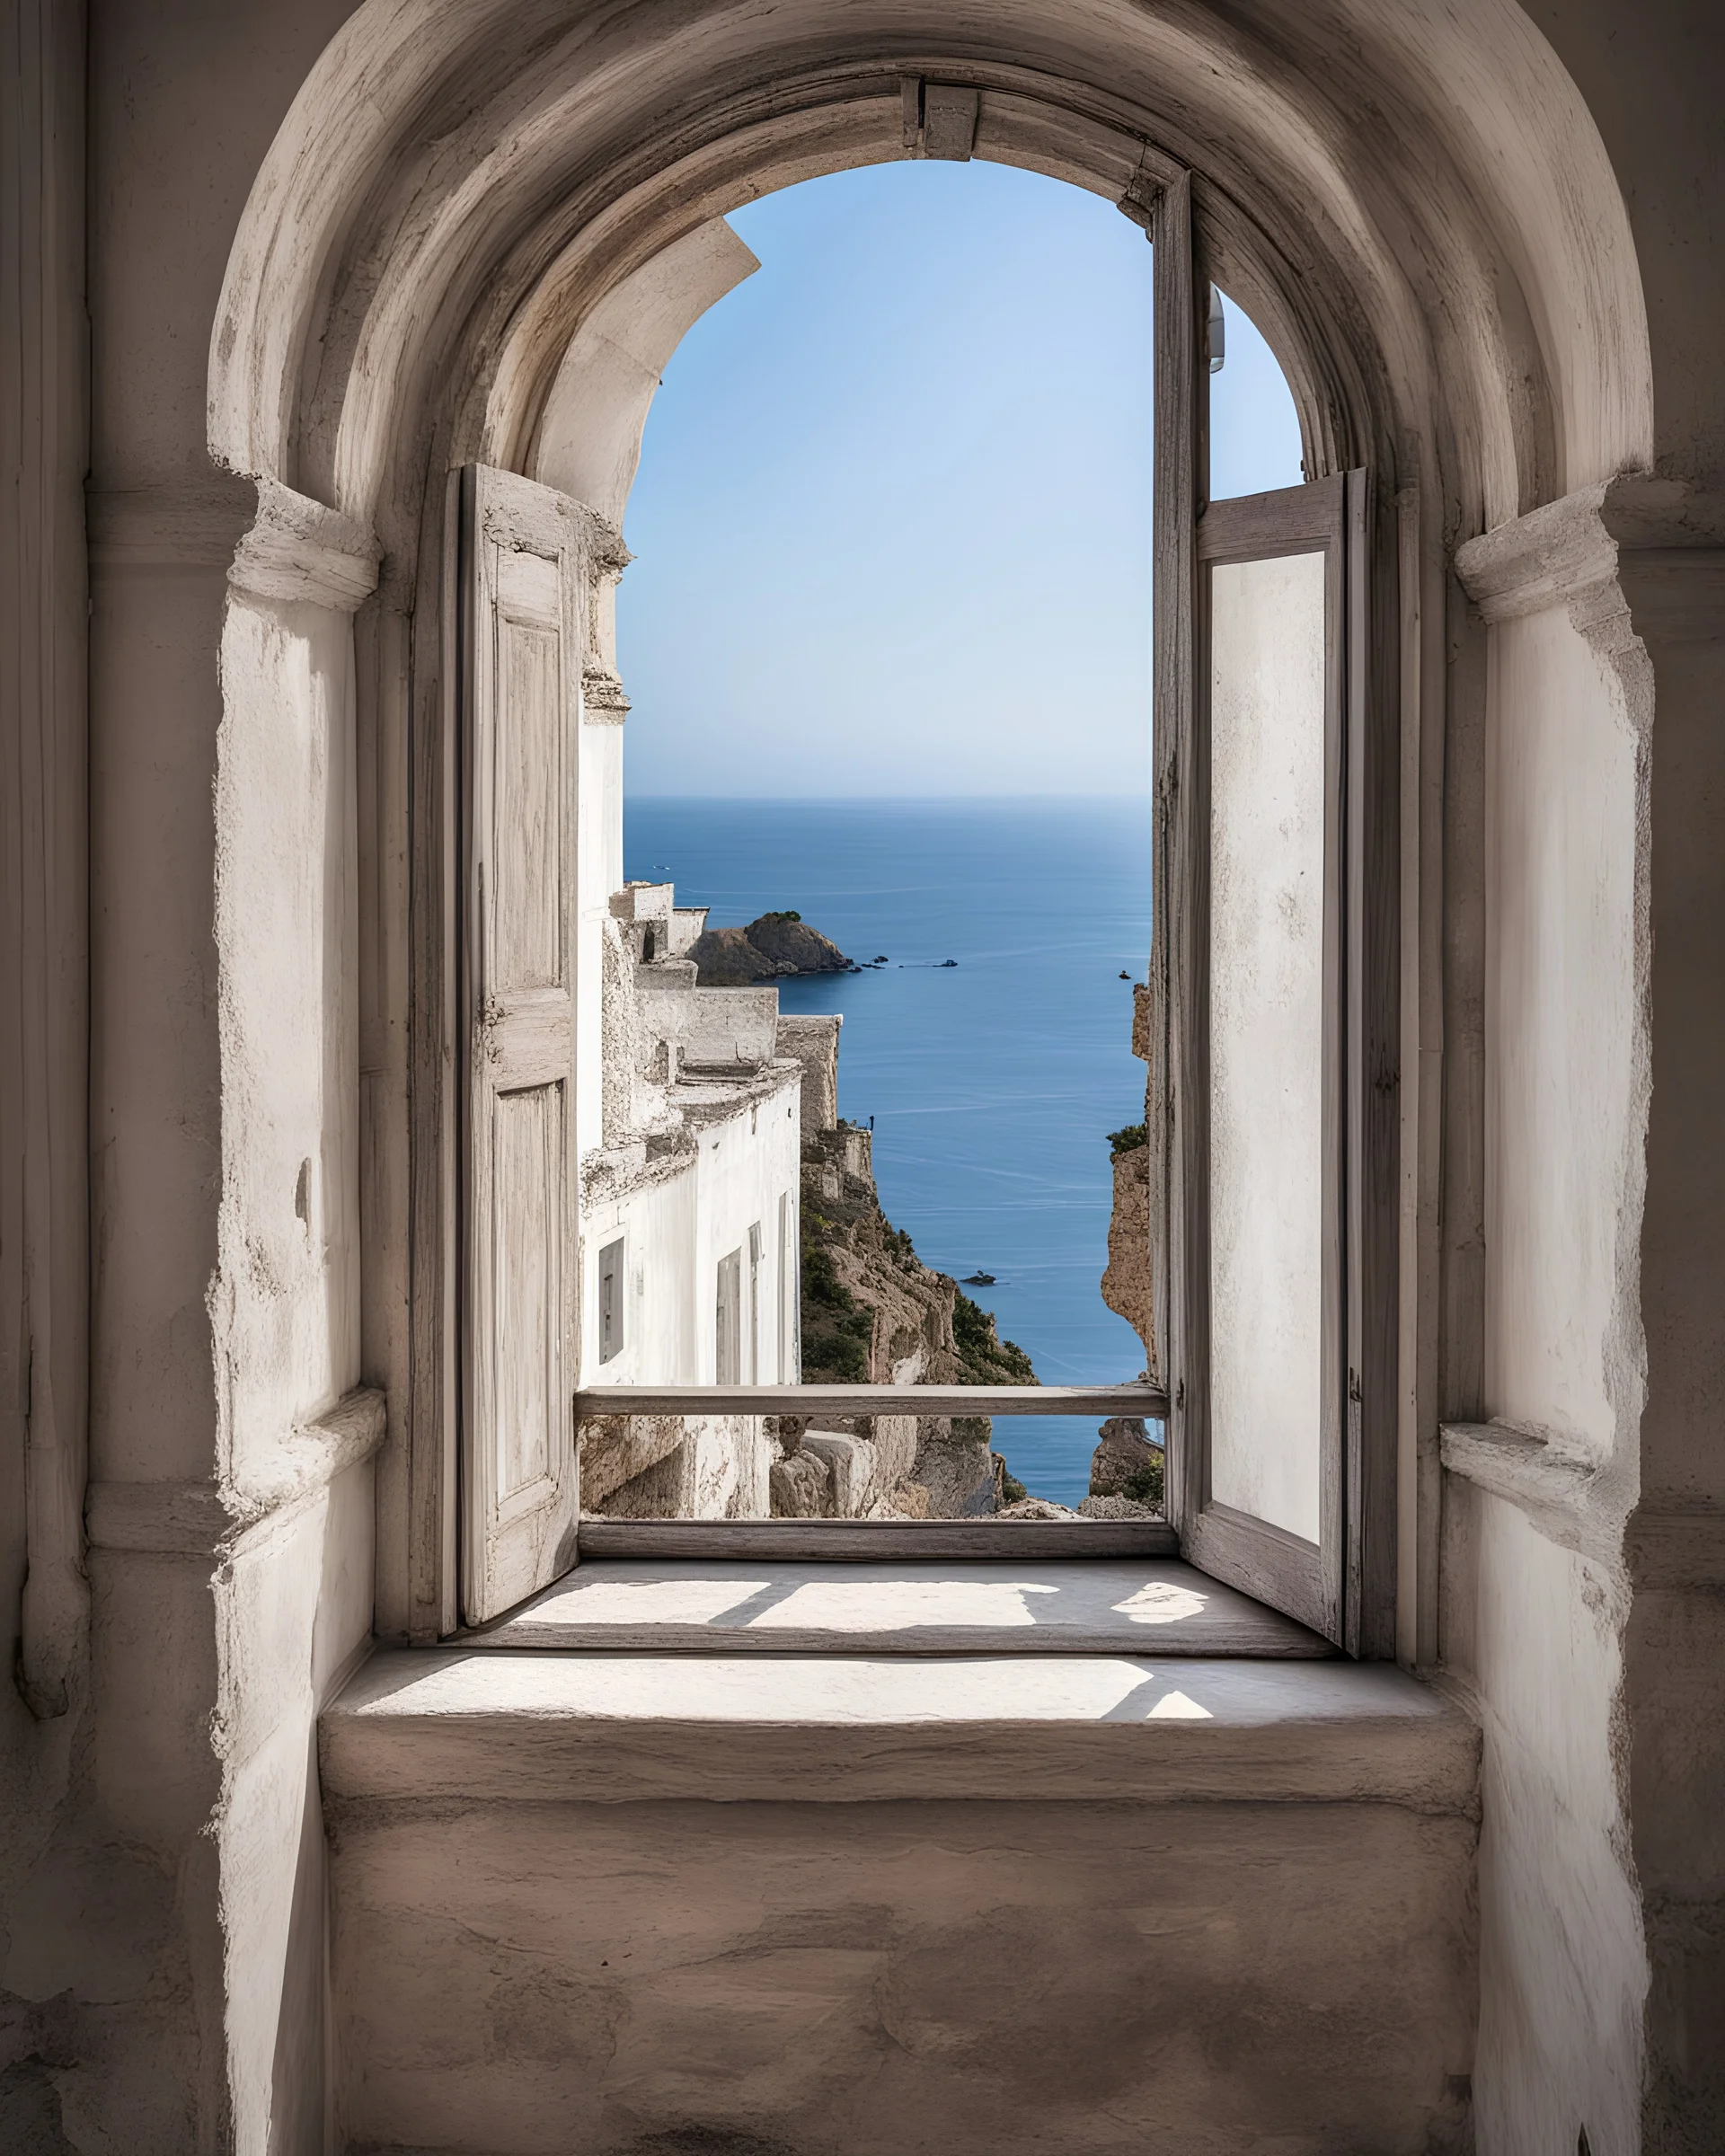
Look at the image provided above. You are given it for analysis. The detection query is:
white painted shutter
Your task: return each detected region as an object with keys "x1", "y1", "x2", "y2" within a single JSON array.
[{"x1": 459, "y1": 465, "x2": 586, "y2": 1623}]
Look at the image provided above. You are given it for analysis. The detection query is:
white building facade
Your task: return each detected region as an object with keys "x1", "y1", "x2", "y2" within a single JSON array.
[{"x1": 577, "y1": 864, "x2": 809, "y2": 1512}]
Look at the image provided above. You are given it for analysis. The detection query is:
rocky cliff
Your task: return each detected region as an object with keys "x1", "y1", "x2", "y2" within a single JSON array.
[
  {"x1": 1101, "y1": 978, "x2": 1158, "y2": 1380},
  {"x1": 781, "y1": 1119, "x2": 1037, "y2": 1517},
  {"x1": 689, "y1": 911, "x2": 852, "y2": 985},
  {"x1": 1101, "y1": 1120, "x2": 1155, "y2": 1374}
]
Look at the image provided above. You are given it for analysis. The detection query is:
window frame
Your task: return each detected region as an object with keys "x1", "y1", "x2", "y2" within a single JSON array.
[
  {"x1": 439, "y1": 154, "x2": 1399, "y2": 1655},
  {"x1": 1150, "y1": 178, "x2": 1399, "y2": 1656}
]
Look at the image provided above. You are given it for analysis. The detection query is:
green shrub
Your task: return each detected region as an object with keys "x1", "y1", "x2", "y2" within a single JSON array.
[
  {"x1": 1122, "y1": 1454, "x2": 1165, "y2": 1509},
  {"x1": 951, "y1": 1291, "x2": 1037, "y2": 1385},
  {"x1": 1108, "y1": 1123, "x2": 1147, "y2": 1157}
]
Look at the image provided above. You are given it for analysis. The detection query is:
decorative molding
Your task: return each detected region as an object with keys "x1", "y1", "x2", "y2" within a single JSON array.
[
  {"x1": 88, "y1": 475, "x2": 382, "y2": 611},
  {"x1": 1453, "y1": 482, "x2": 1618, "y2": 623},
  {"x1": 243, "y1": 1383, "x2": 390, "y2": 1518},
  {"x1": 1439, "y1": 1419, "x2": 1620, "y2": 1567},
  {"x1": 86, "y1": 1386, "x2": 388, "y2": 1559},
  {"x1": 85, "y1": 1480, "x2": 233, "y2": 1560},
  {"x1": 1625, "y1": 1506, "x2": 1725, "y2": 1592},
  {"x1": 88, "y1": 477, "x2": 259, "y2": 570},
  {"x1": 1443, "y1": 1423, "x2": 1725, "y2": 1590},
  {"x1": 1455, "y1": 474, "x2": 1725, "y2": 640},
  {"x1": 228, "y1": 478, "x2": 381, "y2": 610}
]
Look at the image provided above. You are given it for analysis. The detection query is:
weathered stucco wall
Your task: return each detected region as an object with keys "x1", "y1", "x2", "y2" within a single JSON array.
[
  {"x1": 1443, "y1": 467, "x2": 1725, "y2": 2150},
  {"x1": 330, "y1": 1791, "x2": 1477, "y2": 2155},
  {"x1": 1443, "y1": 1488, "x2": 1644, "y2": 2153},
  {"x1": 1483, "y1": 603, "x2": 1646, "y2": 1463},
  {"x1": 216, "y1": 594, "x2": 364, "y2": 1468}
]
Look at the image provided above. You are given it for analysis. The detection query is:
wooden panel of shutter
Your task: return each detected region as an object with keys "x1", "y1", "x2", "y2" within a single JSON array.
[{"x1": 459, "y1": 465, "x2": 586, "y2": 1623}]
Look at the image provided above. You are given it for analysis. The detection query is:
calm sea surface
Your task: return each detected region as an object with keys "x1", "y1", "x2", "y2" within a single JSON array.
[{"x1": 624, "y1": 797, "x2": 1155, "y2": 1504}]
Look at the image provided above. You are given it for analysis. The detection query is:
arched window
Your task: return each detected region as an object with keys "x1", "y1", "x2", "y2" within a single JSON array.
[{"x1": 454, "y1": 151, "x2": 1395, "y2": 1656}]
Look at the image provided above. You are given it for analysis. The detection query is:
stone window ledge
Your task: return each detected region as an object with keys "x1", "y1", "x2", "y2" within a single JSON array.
[{"x1": 322, "y1": 1647, "x2": 1478, "y2": 1815}]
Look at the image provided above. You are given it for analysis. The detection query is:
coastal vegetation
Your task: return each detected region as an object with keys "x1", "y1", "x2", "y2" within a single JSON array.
[{"x1": 798, "y1": 1121, "x2": 1035, "y2": 1390}]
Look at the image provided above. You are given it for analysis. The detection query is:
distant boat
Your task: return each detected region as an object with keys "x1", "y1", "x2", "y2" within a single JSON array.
[
  {"x1": 939, "y1": 959, "x2": 958, "y2": 968},
  {"x1": 962, "y1": 1270, "x2": 996, "y2": 1286},
  {"x1": 1119, "y1": 970, "x2": 1130, "y2": 979}
]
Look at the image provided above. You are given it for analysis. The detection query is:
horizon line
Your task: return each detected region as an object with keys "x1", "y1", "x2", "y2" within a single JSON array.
[{"x1": 624, "y1": 791, "x2": 1154, "y2": 804}]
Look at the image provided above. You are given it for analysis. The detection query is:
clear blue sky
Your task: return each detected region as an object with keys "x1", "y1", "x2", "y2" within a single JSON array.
[{"x1": 618, "y1": 161, "x2": 1302, "y2": 798}]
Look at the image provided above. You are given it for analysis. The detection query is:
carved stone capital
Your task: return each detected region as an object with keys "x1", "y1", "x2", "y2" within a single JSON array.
[
  {"x1": 229, "y1": 477, "x2": 382, "y2": 610},
  {"x1": 88, "y1": 473, "x2": 383, "y2": 612},
  {"x1": 1455, "y1": 473, "x2": 1725, "y2": 645}
]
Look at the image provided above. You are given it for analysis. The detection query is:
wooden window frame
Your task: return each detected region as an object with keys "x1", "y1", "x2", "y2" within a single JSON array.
[
  {"x1": 1173, "y1": 478, "x2": 1348, "y2": 1639},
  {"x1": 1150, "y1": 173, "x2": 1399, "y2": 1655}
]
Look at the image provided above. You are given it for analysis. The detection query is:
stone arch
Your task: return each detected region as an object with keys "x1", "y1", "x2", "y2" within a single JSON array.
[
  {"x1": 202, "y1": 0, "x2": 1657, "y2": 1642},
  {"x1": 211, "y1": 0, "x2": 1651, "y2": 565}
]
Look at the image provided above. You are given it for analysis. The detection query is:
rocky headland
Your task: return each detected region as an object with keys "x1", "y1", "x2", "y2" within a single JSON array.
[{"x1": 689, "y1": 910, "x2": 853, "y2": 986}]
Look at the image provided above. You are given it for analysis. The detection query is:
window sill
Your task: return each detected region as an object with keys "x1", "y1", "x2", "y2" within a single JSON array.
[
  {"x1": 457, "y1": 1550, "x2": 1321, "y2": 1657},
  {"x1": 323, "y1": 1639, "x2": 1477, "y2": 1813}
]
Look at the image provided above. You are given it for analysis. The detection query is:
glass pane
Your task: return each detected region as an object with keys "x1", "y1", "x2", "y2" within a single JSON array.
[{"x1": 1208, "y1": 550, "x2": 1326, "y2": 1542}]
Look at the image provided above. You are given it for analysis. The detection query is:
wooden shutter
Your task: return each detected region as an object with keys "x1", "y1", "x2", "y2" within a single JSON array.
[
  {"x1": 1150, "y1": 174, "x2": 1389, "y2": 1650},
  {"x1": 1175, "y1": 476, "x2": 1354, "y2": 1642},
  {"x1": 458, "y1": 465, "x2": 586, "y2": 1623},
  {"x1": 715, "y1": 1250, "x2": 742, "y2": 1384}
]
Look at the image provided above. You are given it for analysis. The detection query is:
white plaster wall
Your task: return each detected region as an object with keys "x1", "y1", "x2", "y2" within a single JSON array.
[
  {"x1": 215, "y1": 1461, "x2": 374, "y2": 2155},
  {"x1": 208, "y1": 582, "x2": 377, "y2": 2152},
  {"x1": 694, "y1": 1082, "x2": 801, "y2": 1383},
  {"x1": 1448, "y1": 587, "x2": 1652, "y2": 2152},
  {"x1": 580, "y1": 1166, "x2": 700, "y2": 1385},
  {"x1": 1445, "y1": 1485, "x2": 1643, "y2": 2154},
  {"x1": 215, "y1": 594, "x2": 363, "y2": 1477},
  {"x1": 534, "y1": 218, "x2": 759, "y2": 530},
  {"x1": 1484, "y1": 604, "x2": 1646, "y2": 1462}
]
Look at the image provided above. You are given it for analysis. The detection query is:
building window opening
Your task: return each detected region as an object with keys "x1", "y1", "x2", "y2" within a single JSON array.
[{"x1": 598, "y1": 1236, "x2": 625, "y2": 1364}]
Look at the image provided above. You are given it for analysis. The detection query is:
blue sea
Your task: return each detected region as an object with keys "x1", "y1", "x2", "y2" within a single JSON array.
[{"x1": 624, "y1": 797, "x2": 1156, "y2": 1505}]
